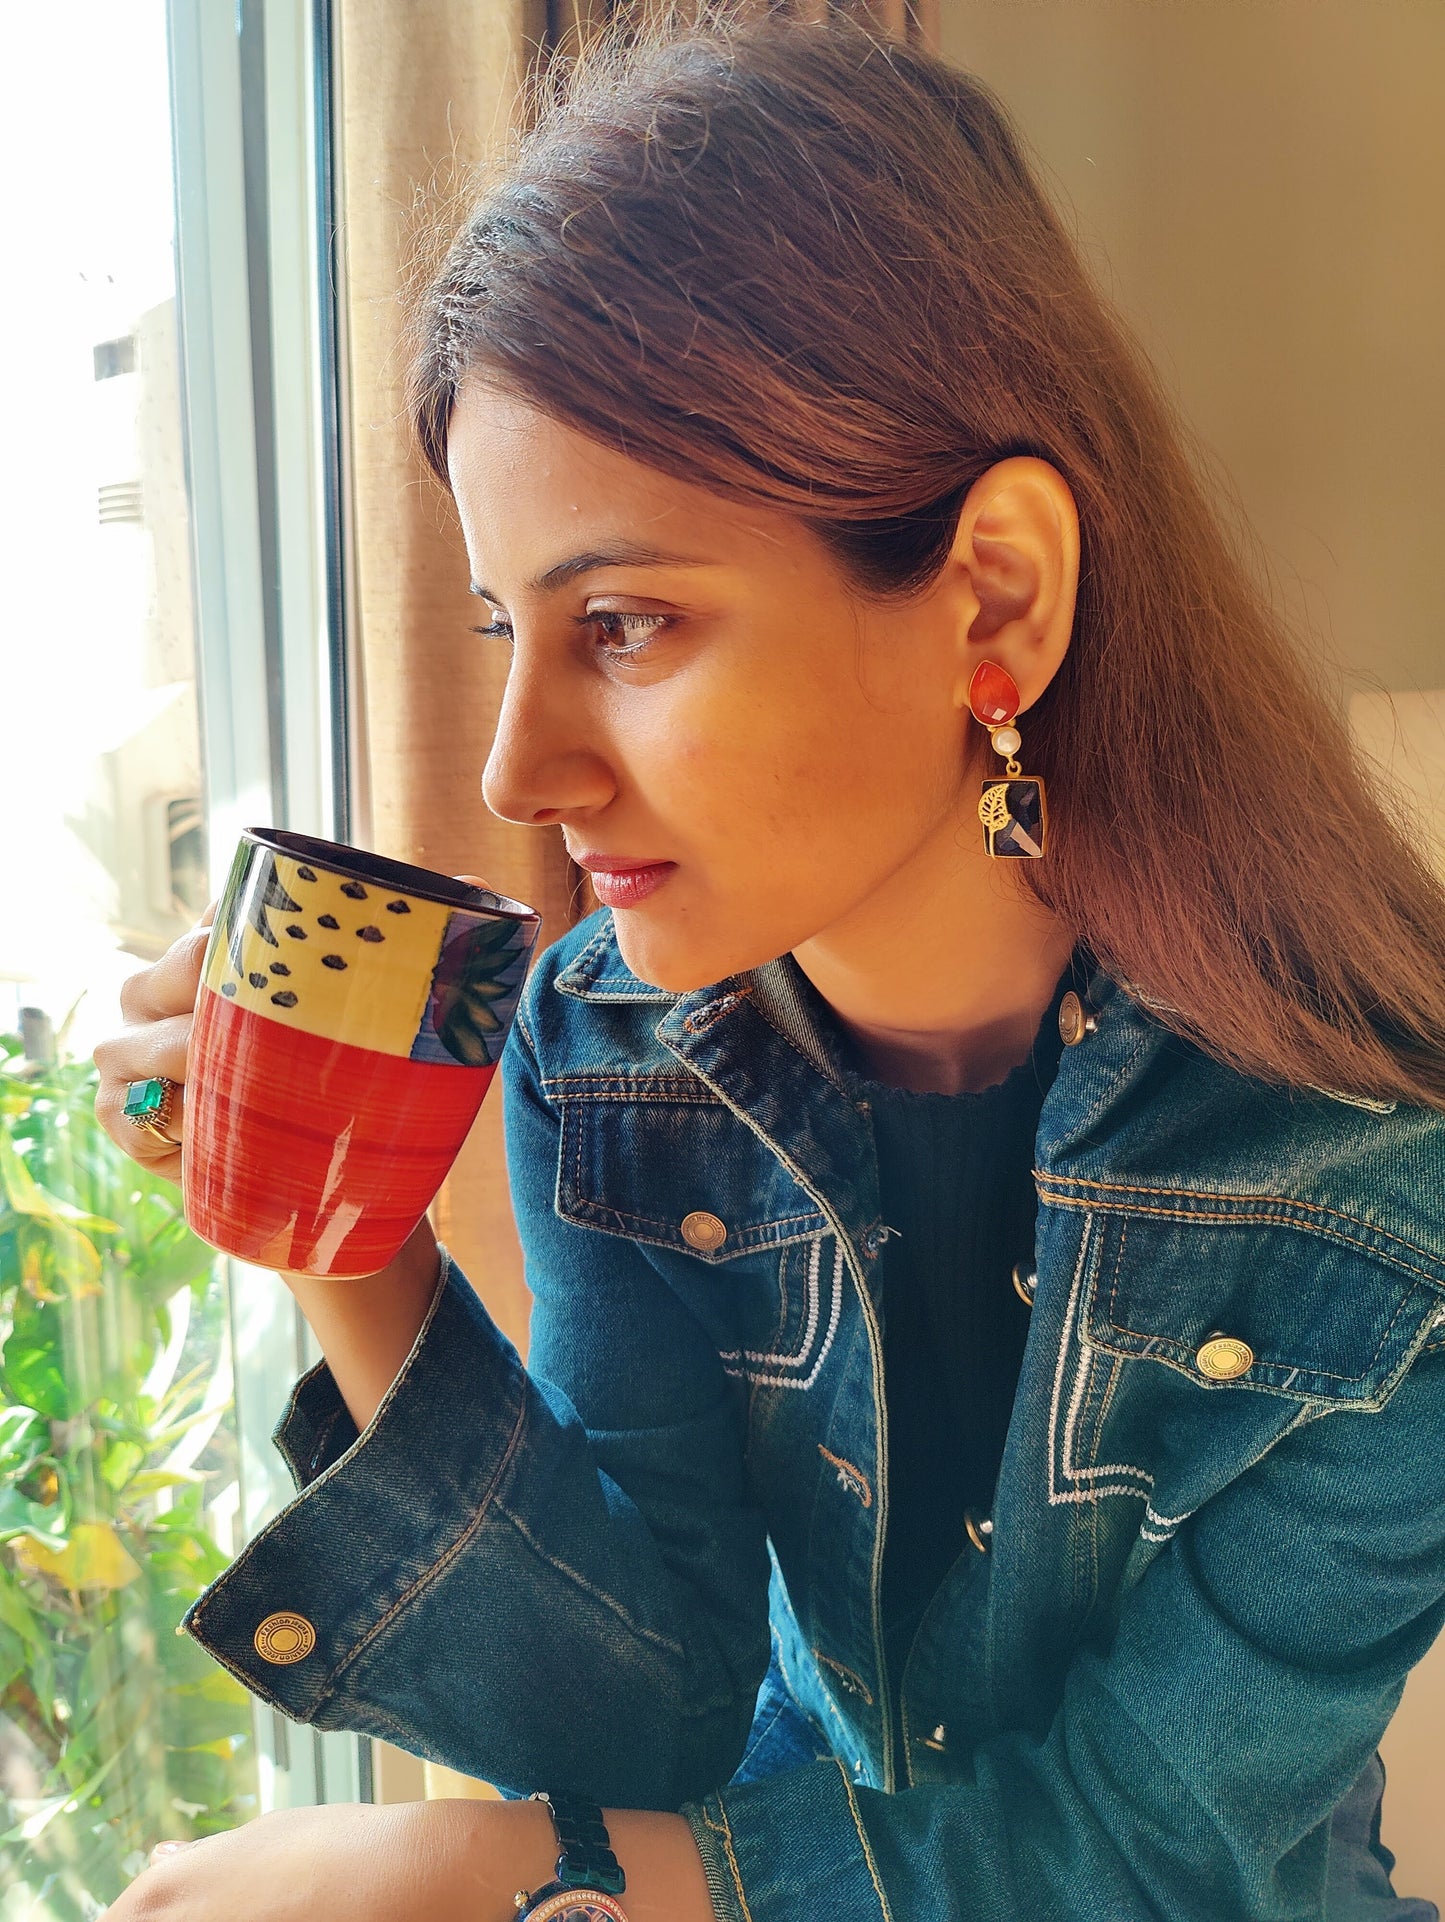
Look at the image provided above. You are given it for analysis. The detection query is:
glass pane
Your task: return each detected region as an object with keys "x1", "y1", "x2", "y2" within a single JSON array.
[{"x1": 0, "y1": 4, "x2": 257, "y2": 1913}]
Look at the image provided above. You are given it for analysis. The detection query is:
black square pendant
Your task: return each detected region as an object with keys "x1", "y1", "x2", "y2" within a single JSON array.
[{"x1": 979, "y1": 777, "x2": 1047, "y2": 858}]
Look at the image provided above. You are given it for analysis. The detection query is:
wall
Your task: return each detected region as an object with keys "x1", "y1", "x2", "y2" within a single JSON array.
[{"x1": 937, "y1": 0, "x2": 1444, "y2": 1898}]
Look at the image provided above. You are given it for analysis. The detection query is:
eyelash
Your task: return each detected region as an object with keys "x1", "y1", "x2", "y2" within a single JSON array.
[{"x1": 469, "y1": 612, "x2": 670, "y2": 660}]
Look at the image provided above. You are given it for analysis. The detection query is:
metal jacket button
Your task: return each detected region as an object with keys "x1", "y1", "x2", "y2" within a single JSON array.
[
  {"x1": 1011, "y1": 1260, "x2": 1037, "y2": 1306},
  {"x1": 1058, "y1": 991, "x2": 1099, "y2": 1046},
  {"x1": 1195, "y1": 1333, "x2": 1254, "y2": 1380},
  {"x1": 254, "y1": 1612, "x2": 316, "y2": 1664},
  {"x1": 680, "y1": 1211, "x2": 727, "y2": 1252},
  {"x1": 964, "y1": 1510, "x2": 994, "y2": 1554},
  {"x1": 922, "y1": 1722, "x2": 948, "y2": 1752}
]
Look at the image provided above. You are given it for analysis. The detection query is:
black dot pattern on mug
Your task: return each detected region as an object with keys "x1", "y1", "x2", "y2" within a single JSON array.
[{"x1": 215, "y1": 850, "x2": 425, "y2": 1034}]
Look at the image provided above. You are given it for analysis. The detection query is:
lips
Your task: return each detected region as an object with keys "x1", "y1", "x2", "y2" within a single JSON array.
[
  {"x1": 571, "y1": 853, "x2": 672, "y2": 874},
  {"x1": 575, "y1": 860, "x2": 676, "y2": 908}
]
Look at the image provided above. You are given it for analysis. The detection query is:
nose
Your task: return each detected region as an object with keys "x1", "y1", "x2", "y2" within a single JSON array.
[{"x1": 481, "y1": 648, "x2": 615, "y2": 827}]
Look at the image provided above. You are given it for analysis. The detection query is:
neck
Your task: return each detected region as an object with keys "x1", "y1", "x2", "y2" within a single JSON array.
[{"x1": 790, "y1": 829, "x2": 1078, "y2": 1096}]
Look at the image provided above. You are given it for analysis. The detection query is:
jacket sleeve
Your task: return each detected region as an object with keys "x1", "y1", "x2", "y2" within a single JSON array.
[
  {"x1": 181, "y1": 1001, "x2": 772, "y2": 1810},
  {"x1": 679, "y1": 1348, "x2": 1445, "y2": 1922}
]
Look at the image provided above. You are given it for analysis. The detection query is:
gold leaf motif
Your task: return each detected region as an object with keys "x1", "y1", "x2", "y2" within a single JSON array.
[{"x1": 979, "y1": 784, "x2": 1013, "y2": 831}]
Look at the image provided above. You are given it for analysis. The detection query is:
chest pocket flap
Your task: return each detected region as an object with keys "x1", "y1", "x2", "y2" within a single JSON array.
[
  {"x1": 553, "y1": 1080, "x2": 828, "y2": 1262},
  {"x1": 1084, "y1": 1207, "x2": 1444, "y2": 1407}
]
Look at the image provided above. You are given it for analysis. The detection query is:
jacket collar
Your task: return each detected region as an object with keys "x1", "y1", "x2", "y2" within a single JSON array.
[
  {"x1": 553, "y1": 911, "x2": 1445, "y2": 1298},
  {"x1": 554, "y1": 911, "x2": 1167, "y2": 1168}
]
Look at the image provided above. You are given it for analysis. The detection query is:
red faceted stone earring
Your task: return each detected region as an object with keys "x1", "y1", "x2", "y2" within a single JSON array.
[{"x1": 968, "y1": 660, "x2": 1048, "y2": 859}]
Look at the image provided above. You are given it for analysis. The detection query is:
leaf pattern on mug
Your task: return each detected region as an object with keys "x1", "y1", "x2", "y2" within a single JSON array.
[
  {"x1": 419, "y1": 916, "x2": 530, "y2": 1067},
  {"x1": 225, "y1": 852, "x2": 304, "y2": 981}
]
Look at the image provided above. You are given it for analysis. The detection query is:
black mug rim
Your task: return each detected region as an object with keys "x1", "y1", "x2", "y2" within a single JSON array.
[{"x1": 242, "y1": 828, "x2": 540, "y2": 923}]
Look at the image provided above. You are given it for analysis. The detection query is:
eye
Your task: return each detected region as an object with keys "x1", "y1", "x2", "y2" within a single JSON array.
[
  {"x1": 468, "y1": 611, "x2": 672, "y2": 660},
  {"x1": 583, "y1": 610, "x2": 671, "y2": 659}
]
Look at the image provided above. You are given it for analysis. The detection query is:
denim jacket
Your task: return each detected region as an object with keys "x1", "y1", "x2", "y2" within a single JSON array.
[{"x1": 184, "y1": 907, "x2": 1445, "y2": 1921}]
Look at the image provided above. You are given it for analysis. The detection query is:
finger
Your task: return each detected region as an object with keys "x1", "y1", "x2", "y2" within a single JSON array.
[
  {"x1": 95, "y1": 1110, "x2": 184, "y2": 1188},
  {"x1": 92, "y1": 1010, "x2": 194, "y2": 1095},
  {"x1": 94, "y1": 1064, "x2": 188, "y2": 1150},
  {"x1": 118, "y1": 914, "x2": 217, "y2": 1026},
  {"x1": 92, "y1": 1014, "x2": 191, "y2": 1182},
  {"x1": 454, "y1": 873, "x2": 490, "y2": 889}
]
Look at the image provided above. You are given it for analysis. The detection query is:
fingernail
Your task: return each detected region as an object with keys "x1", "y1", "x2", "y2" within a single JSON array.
[{"x1": 150, "y1": 1841, "x2": 186, "y2": 1859}]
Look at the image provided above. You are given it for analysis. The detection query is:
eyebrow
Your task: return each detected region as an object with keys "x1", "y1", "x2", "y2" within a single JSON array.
[{"x1": 469, "y1": 544, "x2": 708, "y2": 603}]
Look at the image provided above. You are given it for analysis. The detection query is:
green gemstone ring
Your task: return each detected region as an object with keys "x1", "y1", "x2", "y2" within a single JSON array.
[{"x1": 124, "y1": 1076, "x2": 179, "y2": 1144}]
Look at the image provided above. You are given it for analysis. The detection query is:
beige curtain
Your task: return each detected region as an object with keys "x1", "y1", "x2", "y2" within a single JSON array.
[{"x1": 337, "y1": 0, "x2": 567, "y2": 1361}]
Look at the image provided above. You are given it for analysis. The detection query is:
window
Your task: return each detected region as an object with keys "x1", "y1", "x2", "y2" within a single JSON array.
[{"x1": 0, "y1": 3, "x2": 362, "y2": 1908}]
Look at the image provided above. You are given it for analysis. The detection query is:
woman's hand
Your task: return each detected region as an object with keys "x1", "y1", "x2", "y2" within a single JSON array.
[
  {"x1": 105, "y1": 1798, "x2": 555, "y2": 1922},
  {"x1": 104, "y1": 1798, "x2": 716, "y2": 1921},
  {"x1": 90, "y1": 874, "x2": 489, "y2": 1192},
  {"x1": 88, "y1": 877, "x2": 496, "y2": 1431},
  {"x1": 90, "y1": 901, "x2": 219, "y2": 1189}
]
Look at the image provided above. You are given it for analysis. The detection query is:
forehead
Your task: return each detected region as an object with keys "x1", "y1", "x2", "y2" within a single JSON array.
[{"x1": 444, "y1": 378, "x2": 814, "y2": 587}]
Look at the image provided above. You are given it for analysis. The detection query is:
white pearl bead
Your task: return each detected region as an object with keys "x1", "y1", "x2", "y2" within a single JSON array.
[{"x1": 992, "y1": 725, "x2": 1021, "y2": 757}]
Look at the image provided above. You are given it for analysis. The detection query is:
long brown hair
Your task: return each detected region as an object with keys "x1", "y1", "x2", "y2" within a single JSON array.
[{"x1": 407, "y1": 6, "x2": 1445, "y2": 1112}]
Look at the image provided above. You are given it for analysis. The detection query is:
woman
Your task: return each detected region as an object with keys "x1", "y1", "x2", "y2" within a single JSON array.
[{"x1": 93, "y1": 10, "x2": 1445, "y2": 1919}]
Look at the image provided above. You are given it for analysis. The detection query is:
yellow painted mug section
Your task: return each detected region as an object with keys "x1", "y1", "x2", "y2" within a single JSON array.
[{"x1": 201, "y1": 848, "x2": 453, "y2": 1058}]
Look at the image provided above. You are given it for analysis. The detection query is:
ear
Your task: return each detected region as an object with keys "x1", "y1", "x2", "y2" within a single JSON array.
[{"x1": 945, "y1": 455, "x2": 1080, "y2": 716}]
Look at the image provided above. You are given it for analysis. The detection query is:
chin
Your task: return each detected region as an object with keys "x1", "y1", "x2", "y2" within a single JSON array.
[{"x1": 609, "y1": 916, "x2": 782, "y2": 996}]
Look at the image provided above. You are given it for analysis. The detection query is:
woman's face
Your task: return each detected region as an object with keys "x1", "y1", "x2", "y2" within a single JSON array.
[{"x1": 447, "y1": 381, "x2": 996, "y2": 995}]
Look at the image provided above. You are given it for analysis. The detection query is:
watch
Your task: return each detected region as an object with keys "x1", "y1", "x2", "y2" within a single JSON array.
[{"x1": 512, "y1": 1790, "x2": 631, "y2": 1921}]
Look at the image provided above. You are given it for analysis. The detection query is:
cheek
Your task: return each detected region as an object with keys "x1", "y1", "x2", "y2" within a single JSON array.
[
  {"x1": 664, "y1": 711, "x2": 947, "y2": 865},
  {"x1": 655, "y1": 714, "x2": 844, "y2": 840}
]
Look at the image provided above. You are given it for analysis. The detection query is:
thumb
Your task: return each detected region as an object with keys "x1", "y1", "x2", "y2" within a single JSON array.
[{"x1": 454, "y1": 874, "x2": 490, "y2": 890}]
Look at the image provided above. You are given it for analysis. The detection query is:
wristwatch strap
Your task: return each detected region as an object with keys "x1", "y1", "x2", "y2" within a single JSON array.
[
  {"x1": 530, "y1": 1790, "x2": 627, "y2": 1896},
  {"x1": 530, "y1": 1783, "x2": 622, "y2": 1891}
]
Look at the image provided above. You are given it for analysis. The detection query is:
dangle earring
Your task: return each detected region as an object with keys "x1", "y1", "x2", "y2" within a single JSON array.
[{"x1": 969, "y1": 660, "x2": 1048, "y2": 859}]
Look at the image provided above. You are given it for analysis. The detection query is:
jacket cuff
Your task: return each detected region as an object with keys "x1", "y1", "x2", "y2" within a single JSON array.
[
  {"x1": 681, "y1": 1760, "x2": 889, "y2": 1922},
  {"x1": 179, "y1": 1244, "x2": 527, "y2": 1720},
  {"x1": 273, "y1": 1359, "x2": 362, "y2": 1489}
]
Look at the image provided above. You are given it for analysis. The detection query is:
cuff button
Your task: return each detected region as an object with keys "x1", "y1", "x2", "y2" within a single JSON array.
[{"x1": 254, "y1": 1612, "x2": 316, "y2": 1664}]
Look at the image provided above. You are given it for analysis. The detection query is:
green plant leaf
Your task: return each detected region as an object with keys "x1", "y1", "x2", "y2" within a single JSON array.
[
  {"x1": 0, "y1": 1132, "x2": 118, "y2": 1238},
  {"x1": 0, "y1": 1620, "x2": 25, "y2": 1695},
  {"x1": 98, "y1": 1441, "x2": 145, "y2": 1494},
  {"x1": 0, "y1": 1053, "x2": 257, "y2": 1887},
  {"x1": 0, "y1": 1484, "x2": 67, "y2": 1543},
  {"x1": 1, "y1": 1309, "x2": 73, "y2": 1420},
  {"x1": 0, "y1": 1403, "x2": 49, "y2": 1475}
]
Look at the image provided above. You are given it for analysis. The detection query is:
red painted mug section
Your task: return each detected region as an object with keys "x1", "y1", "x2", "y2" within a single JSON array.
[{"x1": 183, "y1": 984, "x2": 495, "y2": 1278}]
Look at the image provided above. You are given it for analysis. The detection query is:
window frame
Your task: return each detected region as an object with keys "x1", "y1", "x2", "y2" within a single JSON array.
[{"x1": 167, "y1": 0, "x2": 370, "y2": 1811}]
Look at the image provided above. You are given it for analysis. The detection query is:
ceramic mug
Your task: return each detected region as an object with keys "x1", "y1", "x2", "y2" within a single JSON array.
[{"x1": 183, "y1": 828, "x2": 541, "y2": 1279}]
